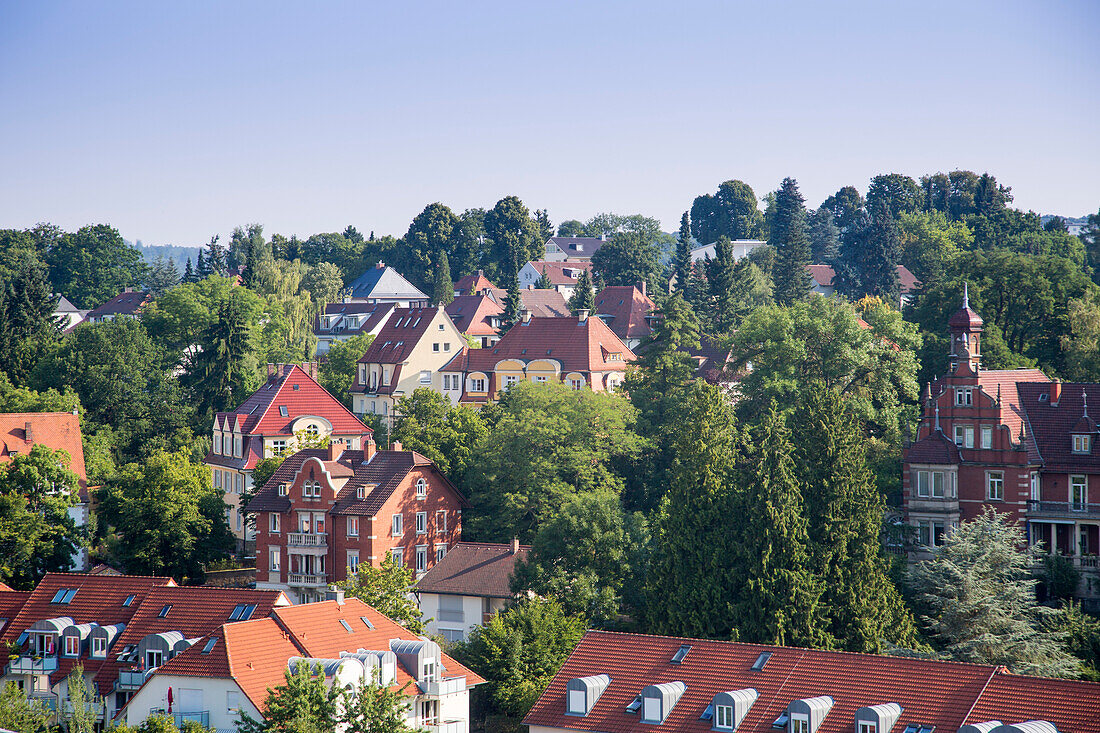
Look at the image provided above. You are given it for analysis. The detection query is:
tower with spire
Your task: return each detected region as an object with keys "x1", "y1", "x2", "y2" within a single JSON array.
[{"x1": 948, "y1": 283, "x2": 983, "y2": 375}]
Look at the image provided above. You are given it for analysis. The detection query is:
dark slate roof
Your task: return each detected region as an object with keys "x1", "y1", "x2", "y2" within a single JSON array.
[
  {"x1": 345, "y1": 265, "x2": 427, "y2": 301},
  {"x1": 1019, "y1": 382, "x2": 1100, "y2": 472},
  {"x1": 414, "y1": 542, "x2": 530, "y2": 599},
  {"x1": 546, "y1": 236, "x2": 606, "y2": 257},
  {"x1": 86, "y1": 290, "x2": 150, "y2": 319},
  {"x1": 906, "y1": 430, "x2": 963, "y2": 465}
]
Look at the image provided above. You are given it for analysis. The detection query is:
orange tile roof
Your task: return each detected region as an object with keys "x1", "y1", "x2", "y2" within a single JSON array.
[
  {"x1": 594, "y1": 286, "x2": 656, "y2": 340},
  {"x1": 356, "y1": 306, "x2": 444, "y2": 365},
  {"x1": 454, "y1": 271, "x2": 497, "y2": 296},
  {"x1": 0, "y1": 412, "x2": 87, "y2": 488},
  {"x1": 447, "y1": 295, "x2": 504, "y2": 336}
]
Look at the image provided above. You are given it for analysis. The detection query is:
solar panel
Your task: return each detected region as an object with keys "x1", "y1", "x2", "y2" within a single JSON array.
[{"x1": 626, "y1": 696, "x2": 642, "y2": 713}]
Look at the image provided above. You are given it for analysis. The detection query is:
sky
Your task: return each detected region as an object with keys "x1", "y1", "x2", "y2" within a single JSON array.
[{"x1": 1, "y1": 1, "x2": 1097, "y2": 247}]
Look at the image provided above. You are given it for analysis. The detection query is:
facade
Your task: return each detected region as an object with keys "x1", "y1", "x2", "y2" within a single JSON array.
[
  {"x1": 84, "y1": 289, "x2": 150, "y2": 323},
  {"x1": 118, "y1": 597, "x2": 483, "y2": 733},
  {"x1": 414, "y1": 540, "x2": 530, "y2": 642},
  {"x1": 690, "y1": 239, "x2": 767, "y2": 263},
  {"x1": 544, "y1": 236, "x2": 606, "y2": 262},
  {"x1": 593, "y1": 284, "x2": 656, "y2": 350},
  {"x1": 204, "y1": 363, "x2": 373, "y2": 552},
  {"x1": 440, "y1": 312, "x2": 635, "y2": 405},
  {"x1": 247, "y1": 439, "x2": 468, "y2": 603},
  {"x1": 525, "y1": 630, "x2": 1100, "y2": 733},
  {"x1": 519, "y1": 261, "x2": 594, "y2": 299},
  {"x1": 344, "y1": 263, "x2": 429, "y2": 306},
  {"x1": 313, "y1": 301, "x2": 396, "y2": 355},
  {"x1": 807, "y1": 264, "x2": 921, "y2": 308},
  {"x1": 53, "y1": 296, "x2": 88, "y2": 331},
  {"x1": 350, "y1": 306, "x2": 468, "y2": 421}
]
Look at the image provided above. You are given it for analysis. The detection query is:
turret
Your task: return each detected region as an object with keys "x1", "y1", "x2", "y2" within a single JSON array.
[{"x1": 948, "y1": 283, "x2": 983, "y2": 375}]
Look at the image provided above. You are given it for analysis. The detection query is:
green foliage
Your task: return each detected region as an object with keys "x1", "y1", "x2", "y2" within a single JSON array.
[
  {"x1": 673, "y1": 212, "x2": 693, "y2": 293},
  {"x1": 770, "y1": 178, "x2": 812, "y2": 305},
  {"x1": 464, "y1": 382, "x2": 642, "y2": 542},
  {"x1": 807, "y1": 206, "x2": 839, "y2": 263},
  {"x1": 338, "y1": 555, "x2": 425, "y2": 634},
  {"x1": 706, "y1": 236, "x2": 738, "y2": 332},
  {"x1": 339, "y1": 673, "x2": 422, "y2": 733},
  {"x1": 113, "y1": 715, "x2": 215, "y2": 733},
  {"x1": 302, "y1": 262, "x2": 346, "y2": 307},
  {"x1": 1060, "y1": 291, "x2": 1100, "y2": 382},
  {"x1": 432, "y1": 251, "x2": 454, "y2": 306},
  {"x1": 1039, "y1": 553, "x2": 1081, "y2": 603},
  {"x1": 834, "y1": 199, "x2": 903, "y2": 302},
  {"x1": 0, "y1": 372, "x2": 79, "y2": 413},
  {"x1": 97, "y1": 450, "x2": 234, "y2": 580},
  {"x1": 866, "y1": 173, "x2": 922, "y2": 219},
  {"x1": 907, "y1": 508, "x2": 1080, "y2": 677},
  {"x1": 47, "y1": 224, "x2": 147, "y2": 309},
  {"x1": 1056, "y1": 603, "x2": 1100, "y2": 681},
  {"x1": 0, "y1": 253, "x2": 60, "y2": 383},
  {"x1": 535, "y1": 266, "x2": 552, "y2": 289},
  {"x1": 245, "y1": 662, "x2": 339, "y2": 733},
  {"x1": 566, "y1": 268, "x2": 593, "y2": 314},
  {"x1": 557, "y1": 220, "x2": 585, "y2": 237},
  {"x1": 404, "y1": 203, "x2": 460, "y2": 292},
  {"x1": 450, "y1": 598, "x2": 585, "y2": 720},
  {"x1": 485, "y1": 197, "x2": 541, "y2": 282},
  {"x1": 63, "y1": 664, "x2": 101, "y2": 733},
  {"x1": 0, "y1": 680, "x2": 53, "y2": 733},
  {"x1": 391, "y1": 389, "x2": 488, "y2": 482},
  {"x1": 590, "y1": 231, "x2": 661, "y2": 289},
  {"x1": 690, "y1": 180, "x2": 764, "y2": 244},
  {"x1": 822, "y1": 185, "x2": 865, "y2": 234},
  {"x1": 145, "y1": 257, "x2": 180, "y2": 296},
  {"x1": 319, "y1": 334, "x2": 376, "y2": 408},
  {"x1": 897, "y1": 210, "x2": 971, "y2": 285}
]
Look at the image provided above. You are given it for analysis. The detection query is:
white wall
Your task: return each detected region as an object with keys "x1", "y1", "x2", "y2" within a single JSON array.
[
  {"x1": 121, "y1": 674, "x2": 260, "y2": 732},
  {"x1": 419, "y1": 593, "x2": 507, "y2": 642}
]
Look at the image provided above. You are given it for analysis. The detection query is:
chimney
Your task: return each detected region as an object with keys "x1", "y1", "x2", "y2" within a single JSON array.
[
  {"x1": 391, "y1": 440, "x2": 403, "y2": 452},
  {"x1": 364, "y1": 437, "x2": 377, "y2": 463},
  {"x1": 376, "y1": 261, "x2": 385, "y2": 269},
  {"x1": 23, "y1": 421, "x2": 34, "y2": 443},
  {"x1": 577, "y1": 308, "x2": 589, "y2": 323},
  {"x1": 1051, "y1": 379, "x2": 1062, "y2": 407},
  {"x1": 267, "y1": 363, "x2": 276, "y2": 380},
  {"x1": 327, "y1": 439, "x2": 345, "y2": 462},
  {"x1": 637, "y1": 281, "x2": 646, "y2": 297},
  {"x1": 511, "y1": 538, "x2": 520, "y2": 554},
  {"x1": 521, "y1": 309, "x2": 532, "y2": 324},
  {"x1": 326, "y1": 586, "x2": 345, "y2": 605}
]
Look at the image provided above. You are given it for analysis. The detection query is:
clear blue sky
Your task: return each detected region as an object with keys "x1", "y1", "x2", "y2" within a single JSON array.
[{"x1": 1, "y1": 1, "x2": 1097, "y2": 247}]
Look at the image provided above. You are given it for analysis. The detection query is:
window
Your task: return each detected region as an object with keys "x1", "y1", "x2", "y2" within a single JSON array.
[
  {"x1": 1071, "y1": 475, "x2": 1088, "y2": 511},
  {"x1": 416, "y1": 512, "x2": 427, "y2": 534},
  {"x1": 791, "y1": 714, "x2": 809, "y2": 733},
  {"x1": 271, "y1": 439, "x2": 287, "y2": 455},
  {"x1": 416, "y1": 478, "x2": 427, "y2": 498},
  {"x1": 1073, "y1": 435, "x2": 1091, "y2": 453},
  {"x1": 270, "y1": 547, "x2": 281, "y2": 571},
  {"x1": 202, "y1": 638, "x2": 217, "y2": 654},
  {"x1": 859, "y1": 723, "x2": 878, "y2": 733},
  {"x1": 299, "y1": 512, "x2": 312, "y2": 533},
  {"x1": 568, "y1": 690, "x2": 587, "y2": 715},
  {"x1": 347, "y1": 551, "x2": 360, "y2": 573},
  {"x1": 213, "y1": 470, "x2": 222, "y2": 489},
  {"x1": 348, "y1": 517, "x2": 359, "y2": 537},
  {"x1": 917, "y1": 471, "x2": 929, "y2": 497},
  {"x1": 227, "y1": 691, "x2": 241, "y2": 715},
  {"x1": 987, "y1": 471, "x2": 1004, "y2": 501},
  {"x1": 981, "y1": 426, "x2": 993, "y2": 449},
  {"x1": 416, "y1": 545, "x2": 427, "y2": 571},
  {"x1": 421, "y1": 699, "x2": 439, "y2": 726},
  {"x1": 420, "y1": 370, "x2": 432, "y2": 384},
  {"x1": 533, "y1": 375, "x2": 547, "y2": 383},
  {"x1": 442, "y1": 374, "x2": 450, "y2": 390},
  {"x1": 503, "y1": 375, "x2": 518, "y2": 388},
  {"x1": 279, "y1": 406, "x2": 289, "y2": 417},
  {"x1": 356, "y1": 486, "x2": 365, "y2": 499},
  {"x1": 236, "y1": 512, "x2": 242, "y2": 531},
  {"x1": 234, "y1": 435, "x2": 243, "y2": 457},
  {"x1": 954, "y1": 424, "x2": 974, "y2": 448},
  {"x1": 213, "y1": 432, "x2": 222, "y2": 454},
  {"x1": 158, "y1": 604, "x2": 172, "y2": 618},
  {"x1": 392, "y1": 514, "x2": 403, "y2": 536},
  {"x1": 146, "y1": 650, "x2": 163, "y2": 669},
  {"x1": 64, "y1": 635, "x2": 79, "y2": 656},
  {"x1": 270, "y1": 513, "x2": 280, "y2": 532},
  {"x1": 643, "y1": 697, "x2": 662, "y2": 723},
  {"x1": 123, "y1": 594, "x2": 136, "y2": 607},
  {"x1": 955, "y1": 388, "x2": 973, "y2": 406},
  {"x1": 470, "y1": 378, "x2": 485, "y2": 392},
  {"x1": 436, "y1": 510, "x2": 447, "y2": 532},
  {"x1": 436, "y1": 543, "x2": 447, "y2": 561},
  {"x1": 278, "y1": 483, "x2": 288, "y2": 496},
  {"x1": 236, "y1": 473, "x2": 244, "y2": 495},
  {"x1": 444, "y1": 342, "x2": 451, "y2": 351},
  {"x1": 569, "y1": 378, "x2": 584, "y2": 390},
  {"x1": 716, "y1": 705, "x2": 734, "y2": 729},
  {"x1": 92, "y1": 636, "x2": 107, "y2": 656},
  {"x1": 390, "y1": 548, "x2": 403, "y2": 567},
  {"x1": 433, "y1": 343, "x2": 440, "y2": 352},
  {"x1": 1031, "y1": 472, "x2": 1041, "y2": 502},
  {"x1": 918, "y1": 521, "x2": 931, "y2": 547},
  {"x1": 932, "y1": 471, "x2": 945, "y2": 498}
]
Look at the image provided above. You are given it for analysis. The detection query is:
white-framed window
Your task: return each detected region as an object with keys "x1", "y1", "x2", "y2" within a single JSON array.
[
  {"x1": 227, "y1": 691, "x2": 241, "y2": 715},
  {"x1": 932, "y1": 471, "x2": 945, "y2": 498},
  {"x1": 348, "y1": 516, "x2": 359, "y2": 536},
  {"x1": 1073, "y1": 435, "x2": 1091, "y2": 454},
  {"x1": 356, "y1": 486, "x2": 365, "y2": 499},
  {"x1": 444, "y1": 342, "x2": 451, "y2": 352},
  {"x1": 791, "y1": 714, "x2": 809, "y2": 733},
  {"x1": 420, "y1": 370, "x2": 432, "y2": 384},
  {"x1": 954, "y1": 424, "x2": 974, "y2": 448},
  {"x1": 298, "y1": 512, "x2": 311, "y2": 533},
  {"x1": 313, "y1": 512, "x2": 325, "y2": 534},
  {"x1": 146, "y1": 650, "x2": 163, "y2": 669},
  {"x1": 981, "y1": 425, "x2": 993, "y2": 449},
  {"x1": 270, "y1": 513, "x2": 280, "y2": 532},
  {"x1": 955, "y1": 387, "x2": 973, "y2": 406},
  {"x1": 390, "y1": 548, "x2": 403, "y2": 567},
  {"x1": 716, "y1": 705, "x2": 734, "y2": 729},
  {"x1": 270, "y1": 548, "x2": 280, "y2": 571},
  {"x1": 213, "y1": 432, "x2": 222, "y2": 454},
  {"x1": 213, "y1": 469, "x2": 221, "y2": 489},
  {"x1": 470, "y1": 378, "x2": 485, "y2": 392},
  {"x1": 533, "y1": 375, "x2": 547, "y2": 383},
  {"x1": 92, "y1": 636, "x2": 106, "y2": 657},
  {"x1": 433, "y1": 343, "x2": 440, "y2": 352},
  {"x1": 270, "y1": 439, "x2": 287, "y2": 456},
  {"x1": 917, "y1": 520, "x2": 947, "y2": 548},
  {"x1": 234, "y1": 435, "x2": 243, "y2": 458},
  {"x1": 917, "y1": 471, "x2": 929, "y2": 497},
  {"x1": 421, "y1": 699, "x2": 439, "y2": 726},
  {"x1": 442, "y1": 374, "x2": 450, "y2": 390},
  {"x1": 569, "y1": 378, "x2": 584, "y2": 390},
  {"x1": 358, "y1": 364, "x2": 366, "y2": 385},
  {"x1": 392, "y1": 514, "x2": 403, "y2": 536},
  {"x1": 859, "y1": 722, "x2": 878, "y2": 733},
  {"x1": 568, "y1": 690, "x2": 586, "y2": 715},
  {"x1": 1071, "y1": 475, "x2": 1088, "y2": 511},
  {"x1": 64, "y1": 635, "x2": 79, "y2": 656},
  {"x1": 643, "y1": 697, "x2": 661, "y2": 723},
  {"x1": 236, "y1": 512, "x2": 242, "y2": 530},
  {"x1": 436, "y1": 543, "x2": 447, "y2": 561},
  {"x1": 436, "y1": 509, "x2": 447, "y2": 532},
  {"x1": 278, "y1": 483, "x2": 288, "y2": 496},
  {"x1": 987, "y1": 471, "x2": 1004, "y2": 501},
  {"x1": 347, "y1": 550, "x2": 360, "y2": 573},
  {"x1": 235, "y1": 473, "x2": 243, "y2": 495},
  {"x1": 416, "y1": 545, "x2": 427, "y2": 571},
  {"x1": 1031, "y1": 472, "x2": 1041, "y2": 502},
  {"x1": 416, "y1": 478, "x2": 427, "y2": 498},
  {"x1": 503, "y1": 375, "x2": 519, "y2": 388},
  {"x1": 416, "y1": 512, "x2": 427, "y2": 534}
]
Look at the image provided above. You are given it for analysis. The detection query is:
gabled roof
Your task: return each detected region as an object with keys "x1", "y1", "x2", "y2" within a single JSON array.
[
  {"x1": 315, "y1": 302, "x2": 396, "y2": 337},
  {"x1": 447, "y1": 295, "x2": 503, "y2": 336},
  {"x1": 0, "y1": 590, "x2": 31, "y2": 630},
  {"x1": 356, "y1": 306, "x2": 443, "y2": 364},
  {"x1": 1019, "y1": 383, "x2": 1100, "y2": 472},
  {"x1": 54, "y1": 296, "x2": 80, "y2": 313},
  {"x1": 524, "y1": 630, "x2": 1100, "y2": 733},
  {"x1": 454, "y1": 270, "x2": 497, "y2": 296},
  {"x1": 594, "y1": 286, "x2": 656, "y2": 341},
  {"x1": 485, "y1": 288, "x2": 571, "y2": 317},
  {"x1": 523, "y1": 260, "x2": 594, "y2": 285},
  {"x1": 415, "y1": 542, "x2": 531, "y2": 599},
  {"x1": 86, "y1": 290, "x2": 150, "y2": 319},
  {"x1": 0, "y1": 412, "x2": 87, "y2": 488},
  {"x1": 977, "y1": 370, "x2": 1049, "y2": 449},
  {"x1": 807, "y1": 265, "x2": 921, "y2": 294},
  {"x1": 546, "y1": 237, "x2": 606, "y2": 257},
  {"x1": 345, "y1": 264, "x2": 428, "y2": 302}
]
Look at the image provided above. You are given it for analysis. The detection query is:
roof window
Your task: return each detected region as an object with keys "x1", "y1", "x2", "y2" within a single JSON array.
[
  {"x1": 566, "y1": 674, "x2": 611, "y2": 717},
  {"x1": 229, "y1": 604, "x2": 256, "y2": 621},
  {"x1": 339, "y1": 619, "x2": 353, "y2": 633},
  {"x1": 123, "y1": 594, "x2": 136, "y2": 607},
  {"x1": 293, "y1": 384, "x2": 300, "y2": 391},
  {"x1": 202, "y1": 638, "x2": 217, "y2": 654},
  {"x1": 279, "y1": 406, "x2": 289, "y2": 417},
  {"x1": 670, "y1": 644, "x2": 691, "y2": 664},
  {"x1": 626, "y1": 696, "x2": 643, "y2": 714},
  {"x1": 751, "y1": 651, "x2": 771, "y2": 671},
  {"x1": 51, "y1": 588, "x2": 77, "y2": 604},
  {"x1": 361, "y1": 616, "x2": 374, "y2": 629},
  {"x1": 773, "y1": 713, "x2": 790, "y2": 729},
  {"x1": 900, "y1": 726, "x2": 935, "y2": 733},
  {"x1": 158, "y1": 604, "x2": 172, "y2": 618}
]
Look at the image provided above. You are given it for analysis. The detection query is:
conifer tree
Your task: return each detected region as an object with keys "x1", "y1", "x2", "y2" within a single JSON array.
[
  {"x1": 686, "y1": 261, "x2": 710, "y2": 324},
  {"x1": 734, "y1": 408, "x2": 831, "y2": 648},
  {"x1": 770, "y1": 178, "x2": 812, "y2": 305},
  {"x1": 834, "y1": 199, "x2": 902, "y2": 302},
  {"x1": 432, "y1": 251, "x2": 454, "y2": 306},
  {"x1": 808, "y1": 206, "x2": 840, "y2": 263},
  {"x1": 195, "y1": 248, "x2": 211, "y2": 279},
  {"x1": 183, "y1": 257, "x2": 195, "y2": 283},
  {"x1": 673, "y1": 211, "x2": 693, "y2": 293},
  {"x1": 206, "y1": 234, "x2": 228, "y2": 276},
  {"x1": 568, "y1": 268, "x2": 594, "y2": 314},
  {"x1": 536, "y1": 265, "x2": 552, "y2": 289},
  {"x1": 791, "y1": 387, "x2": 919, "y2": 652},
  {"x1": 728, "y1": 258, "x2": 773, "y2": 325},
  {"x1": 500, "y1": 271, "x2": 523, "y2": 335},
  {"x1": 707, "y1": 236, "x2": 737, "y2": 333}
]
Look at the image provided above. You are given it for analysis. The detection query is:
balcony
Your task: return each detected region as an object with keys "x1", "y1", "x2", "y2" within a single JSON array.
[
  {"x1": 117, "y1": 668, "x2": 153, "y2": 690},
  {"x1": 419, "y1": 676, "x2": 466, "y2": 697},
  {"x1": 1027, "y1": 501, "x2": 1100, "y2": 519},
  {"x1": 287, "y1": 573, "x2": 328, "y2": 587},
  {"x1": 428, "y1": 721, "x2": 465, "y2": 733},
  {"x1": 287, "y1": 532, "x2": 328, "y2": 548},
  {"x1": 8, "y1": 655, "x2": 58, "y2": 674},
  {"x1": 150, "y1": 709, "x2": 210, "y2": 727}
]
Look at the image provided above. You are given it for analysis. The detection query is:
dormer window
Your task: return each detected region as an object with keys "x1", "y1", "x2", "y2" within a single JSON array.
[
  {"x1": 567, "y1": 675, "x2": 611, "y2": 717},
  {"x1": 1073, "y1": 435, "x2": 1091, "y2": 454},
  {"x1": 711, "y1": 689, "x2": 757, "y2": 732},
  {"x1": 787, "y1": 696, "x2": 833, "y2": 733},
  {"x1": 641, "y1": 682, "x2": 686, "y2": 725},
  {"x1": 64, "y1": 635, "x2": 79, "y2": 657},
  {"x1": 92, "y1": 636, "x2": 107, "y2": 657}
]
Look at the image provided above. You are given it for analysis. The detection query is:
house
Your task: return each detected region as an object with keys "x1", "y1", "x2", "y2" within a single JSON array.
[
  {"x1": 807, "y1": 265, "x2": 921, "y2": 308},
  {"x1": 900, "y1": 291, "x2": 1100, "y2": 600},
  {"x1": 53, "y1": 296, "x2": 88, "y2": 332},
  {"x1": 414, "y1": 540, "x2": 530, "y2": 643},
  {"x1": 247, "y1": 438, "x2": 468, "y2": 603},
  {"x1": 314, "y1": 302, "x2": 396, "y2": 355},
  {"x1": 544, "y1": 236, "x2": 606, "y2": 262},
  {"x1": 453, "y1": 270, "x2": 496, "y2": 297},
  {"x1": 205, "y1": 363, "x2": 373, "y2": 553},
  {"x1": 440, "y1": 312, "x2": 635, "y2": 405},
  {"x1": 594, "y1": 284, "x2": 656, "y2": 350},
  {"x1": 344, "y1": 263, "x2": 429, "y2": 306},
  {"x1": 524, "y1": 630, "x2": 1100, "y2": 733},
  {"x1": 689, "y1": 239, "x2": 767, "y2": 263},
  {"x1": 117, "y1": 597, "x2": 483, "y2": 732},
  {"x1": 350, "y1": 306, "x2": 468, "y2": 421},
  {"x1": 447, "y1": 290, "x2": 570, "y2": 349},
  {"x1": 488, "y1": 288, "x2": 571, "y2": 318},
  {"x1": 0, "y1": 412, "x2": 90, "y2": 570},
  {"x1": 519, "y1": 261, "x2": 594, "y2": 299},
  {"x1": 84, "y1": 289, "x2": 150, "y2": 323}
]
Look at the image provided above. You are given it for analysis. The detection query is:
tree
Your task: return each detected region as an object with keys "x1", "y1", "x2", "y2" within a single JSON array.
[
  {"x1": 1061, "y1": 292, "x2": 1100, "y2": 381},
  {"x1": 557, "y1": 220, "x2": 585, "y2": 237},
  {"x1": 685, "y1": 260, "x2": 710, "y2": 315},
  {"x1": 690, "y1": 180, "x2": 764, "y2": 244},
  {"x1": 450, "y1": 598, "x2": 584, "y2": 720},
  {"x1": 450, "y1": 209, "x2": 489, "y2": 279},
  {"x1": 339, "y1": 671, "x2": 422, "y2": 733},
  {"x1": 243, "y1": 662, "x2": 339, "y2": 733},
  {"x1": 567, "y1": 268, "x2": 594, "y2": 314},
  {"x1": 534, "y1": 208, "x2": 553, "y2": 244},
  {"x1": 63, "y1": 664, "x2": 101, "y2": 733},
  {"x1": 590, "y1": 231, "x2": 660, "y2": 289},
  {"x1": 404, "y1": 203, "x2": 459, "y2": 291},
  {"x1": 47, "y1": 224, "x2": 147, "y2": 308},
  {"x1": 706, "y1": 236, "x2": 738, "y2": 332},
  {"x1": 183, "y1": 257, "x2": 195, "y2": 283},
  {"x1": 97, "y1": 450, "x2": 234, "y2": 580},
  {"x1": 807, "y1": 206, "x2": 840, "y2": 263},
  {"x1": 1056, "y1": 602, "x2": 1100, "y2": 681},
  {"x1": 897, "y1": 210, "x2": 971, "y2": 285},
  {"x1": 230, "y1": 223, "x2": 267, "y2": 276},
  {"x1": 302, "y1": 262, "x2": 345, "y2": 307},
  {"x1": 673, "y1": 211, "x2": 693, "y2": 292},
  {"x1": 195, "y1": 248, "x2": 210, "y2": 279},
  {"x1": 0, "y1": 253, "x2": 60, "y2": 382},
  {"x1": 484, "y1": 196, "x2": 541, "y2": 282},
  {"x1": 500, "y1": 272, "x2": 523, "y2": 334},
  {"x1": 338, "y1": 554, "x2": 425, "y2": 633},
  {"x1": 908, "y1": 509, "x2": 1080, "y2": 677},
  {"x1": 866, "y1": 173, "x2": 922, "y2": 219},
  {"x1": 769, "y1": 178, "x2": 812, "y2": 305},
  {"x1": 822, "y1": 185, "x2": 865, "y2": 234},
  {"x1": 0, "y1": 681, "x2": 52, "y2": 733},
  {"x1": 391, "y1": 389, "x2": 488, "y2": 482},
  {"x1": 1082, "y1": 207, "x2": 1100, "y2": 282},
  {"x1": 463, "y1": 381, "x2": 642, "y2": 542},
  {"x1": 535, "y1": 265, "x2": 552, "y2": 289},
  {"x1": 183, "y1": 288, "x2": 263, "y2": 427},
  {"x1": 204, "y1": 235, "x2": 228, "y2": 277},
  {"x1": 726, "y1": 258, "x2": 774, "y2": 326},
  {"x1": 431, "y1": 251, "x2": 453, "y2": 306},
  {"x1": 145, "y1": 257, "x2": 180, "y2": 296},
  {"x1": 319, "y1": 333, "x2": 376, "y2": 408},
  {"x1": 0, "y1": 372, "x2": 79, "y2": 413}
]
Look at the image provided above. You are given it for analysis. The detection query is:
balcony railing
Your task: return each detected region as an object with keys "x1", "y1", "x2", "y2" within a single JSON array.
[
  {"x1": 288, "y1": 532, "x2": 328, "y2": 547},
  {"x1": 428, "y1": 720, "x2": 465, "y2": 733},
  {"x1": 1027, "y1": 500, "x2": 1100, "y2": 516},
  {"x1": 287, "y1": 573, "x2": 328, "y2": 587},
  {"x1": 419, "y1": 676, "x2": 466, "y2": 697},
  {"x1": 150, "y1": 710, "x2": 210, "y2": 727},
  {"x1": 117, "y1": 668, "x2": 153, "y2": 690},
  {"x1": 8, "y1": 656, "x2": 59, "y2": 674}
]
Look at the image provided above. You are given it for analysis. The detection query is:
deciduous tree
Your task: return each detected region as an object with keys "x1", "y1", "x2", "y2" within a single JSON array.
[
  {"x1": 47, "y1": 224, "x2": 148, "y2": 309},
  {"x1": 392, "y1": 389, "x2": 488, "y2": 481},
  {"x1": 319, "y1": 333, "x2": 375, "y2": 408},
  {"x1": 590, "y1": 231, "x2": 660, "y2": 289},
  {"x1": 338, "y1": 554, "x2": 425, "y2": 634}
]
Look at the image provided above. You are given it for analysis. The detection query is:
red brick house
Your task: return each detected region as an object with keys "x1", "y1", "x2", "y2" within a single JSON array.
[{"x1": 247, "y1": 439, "x2": 467, "y2": 603}]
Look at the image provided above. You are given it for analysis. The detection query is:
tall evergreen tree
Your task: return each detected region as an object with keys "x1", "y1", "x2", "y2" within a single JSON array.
[
  {"x1": 707, "y1": 236, "x2": 737, "y2": 333},
  {"x1": 183, "y1": 257, "x2": 195, "y2": 283},
  {"x1": 727, "y1": 258, "x2": 774, "y2": 325},
  {"x1": 195, "y1": 247, "x2": 211, "y2": 279},
  {"x1": 568, "y1": 268, "x2": 594, "y2": 314},
  {"x1": 834, "y1": 198, "x2": 902, "y2": 301},
  {"x1": 432, "y1": 251, "x2": 454, "y2": 306},
  {"x1": 0, "y1": 256, "x2": 61, "y2": 382},
  {"x1": 673, "y1": 211, "x2": 693, "y2": 293},
  {"x1": 686, "y1": 260, "x2": 710, "y2": 321},
  {"x1": 500, "y1": 272, "x2": 523, "y2": 335},
  {"x1": 535, "y1": 266, "x2": 552, "y2": 289},
  {"x1": 206, "y1": 235, "x2": 228, "y2": 276},
  {"x1": 770, "y1": 178, "x2": 813, "y2": 305},
  {"x1": 808, "y1": 206, "x2": 840, "y2": 263}
]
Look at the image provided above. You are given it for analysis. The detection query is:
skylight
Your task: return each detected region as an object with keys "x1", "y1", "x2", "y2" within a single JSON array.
[
  {"x1": 700, "y1": 704, "x2": 714, "y2": 721},
  {"x1": 339, "y1": 619, "x2": 353, "y2": 633},
  {"x1": 772, "y1": 713, "x2": 790, "y2": 729},
  {"x1": 123, "y1": 594, "x2": 136, "y2": 607},
  {"x1": 229, "y1": 604, "x2": 256, "y2": 621},
  {"x1": 158, "y1": 604, "x2": 172, "y2": 618},
  {"x1": 202, "y1": 638, "x2": 218, "y2": 654},
  {"x1": 671, "y1": 644, "x2": 691, "y2": 664},
  {"x1": 751, "y1": 651, "x2": 772, "y2": 671},
  {"x1": 279, "y1": 406, "x2": 289, "y2": 417},
  {"x1": 361, "y1": 616, "x2": 374, "y2": 629},
  {"x1": 50, "y1": 588, "x2": 77, "y2": 604},
  {"x1": 626, "y1": 696, "x2": 642, "y2": 713},
  {"x1": 60, "y1": 589, "x2": 77, "y2": 604}
]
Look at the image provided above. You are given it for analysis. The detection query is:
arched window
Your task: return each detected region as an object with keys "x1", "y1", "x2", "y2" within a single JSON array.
[{"x1": 416, "y1": 478, "x2": 427, "y2": 498}]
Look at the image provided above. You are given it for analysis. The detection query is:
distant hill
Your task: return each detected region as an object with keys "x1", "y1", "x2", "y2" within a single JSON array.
[
  {"x1": 135, "y1": 242, "x2": 203, "y2": 267},
  {"x1": 1040, "y1": 214, "x2": 1090, "y2": 236}
]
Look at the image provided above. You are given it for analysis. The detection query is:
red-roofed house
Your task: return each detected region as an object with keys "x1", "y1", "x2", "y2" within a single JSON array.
[
  {"x1": 447, "y1": 290, "x2": 570, "y2": 349},
  {"x1": 525, "y1": 630, "x2": 1100, "y2": 733},
  {"x1": 205, "y1": 363, "x2": 373, "y2": 552},
  {"x1": 247, "y1": 439, "x2": 467, "y2": 603},
  {"x1": 85, "y1": 289, "x2": 151, "y2": 323},
  {"x1": 519, "y1": 261, "x2": 594, "y2": 299},
  {"x1": 807, "y1": 264, "x2": 921, "y2": 308},
  {"x1": 440, "y1": 312, "x2": 635, "y2": 405},
  {"x1": 594, "y1": 284, "x2": 657, "y2": 350},
  {"x1": 453, "y1": 270, "x2": 496, "y2": 297},
  {"x1": 118, "y1": 597, "x2": 483, "y2": 732},
  {"x1": 414, "y1": 540, "x2": 529, "y2": 643},
  {"x1": 350, "y1": 306, "x2": 468, "y2": 422}
]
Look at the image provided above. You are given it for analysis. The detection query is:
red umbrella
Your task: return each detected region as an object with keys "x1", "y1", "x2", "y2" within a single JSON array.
[{"x1": 167, "y1": 687, "x2": 173, "y2": 713}]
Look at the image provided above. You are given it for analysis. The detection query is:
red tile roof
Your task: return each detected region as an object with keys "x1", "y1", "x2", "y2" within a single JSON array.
[
  {"x1": 524, "y1": 631, "x2": 1100, "y2": 733},
  {"x1": 594, "y1": 286, "x2": 656, "y2": 341},
  {"x1": 905, "y1": 430, "x2": 963, "y2": 465},
  {"x1": 1019, "y1": 383, "x2": 1100, "y2": 472},
  {"x1": 86, "y1": 290, "x2": 150, "y2": 319},
  {"x1": 525, "y1": 261, "x2": 594, "y2": 286},
  {"x1": 454, "y1": 271, "x2": 497, "y2": 296},
  {"x1": 414, "y1": 542, "x2": 530, "y2": 599},
  {"x1": 0, "y1": 590, "x2": 30, "y2": 628},
  {"x1": 807, "y1": 265, "x2": 921, "y2": 294},
  {"x1": 447, "y1": 295, "x2": 503, "y2": 336},
  {"x1": 357, "y1": 306, "x2": 443, "y2": 364},
  {"x1": 0, "y1": 412, "x2": 87, "y2": 488},
  {"x1": 486, "y1": 288, "x2": 571, "y2": 318}
]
